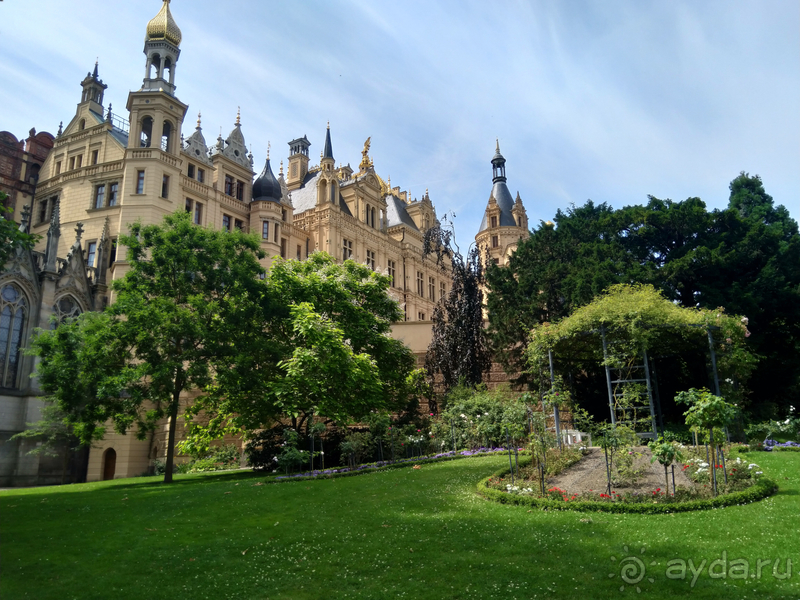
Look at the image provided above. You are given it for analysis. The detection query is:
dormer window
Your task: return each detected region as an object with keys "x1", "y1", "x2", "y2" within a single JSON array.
[{"x1": 491, "y1": 216, "x2": 497, "y2": 228}]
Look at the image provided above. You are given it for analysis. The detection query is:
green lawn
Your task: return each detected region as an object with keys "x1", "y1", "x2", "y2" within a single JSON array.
[{"x1": 2, "y1": 452, "x2": 799, "y2": 600}]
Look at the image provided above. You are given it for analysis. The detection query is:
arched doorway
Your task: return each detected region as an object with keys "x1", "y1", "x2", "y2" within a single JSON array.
[{"x1": 102, "y1": 448, "x2": 117, "y2": 481}]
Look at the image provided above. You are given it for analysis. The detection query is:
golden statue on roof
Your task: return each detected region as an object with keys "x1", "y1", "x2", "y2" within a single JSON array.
[{"x1": 359, "y1": 137, "x2": 372, "y2": 174}]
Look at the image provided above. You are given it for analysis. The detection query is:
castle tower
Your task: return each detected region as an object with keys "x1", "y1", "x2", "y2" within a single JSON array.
[
  {"x1": 286, "y1": 135, "x2": 310, "y2": 191},
  {"x1": 475, "y1": 141, "x2": 529, "y2": 266}
]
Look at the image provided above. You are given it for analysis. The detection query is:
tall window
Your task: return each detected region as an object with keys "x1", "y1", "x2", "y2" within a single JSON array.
[
  {"x1": 234, "y1": 219, "x2": 244, "y2": 231},
  {"x1": 262, "y1": 221, "x2": 269, "y2": 240},
  {"x1": 38, "y1": 198, "x2": 49, "y2": 224},
  {"x1": 108, "y1": 183, "x2": 118, "y2": 207},
  {"x1": 76, "y1": 155, "x2": 82, "y2": 169},
  {"x1": 342, "y1": 239, "x2": 353, "y2": 261},
  {"x1": 197, "y1": 168, "x2": 205, "y2": 183},
  {"x1": 280, "y1": 238, "x2": 287, "y2": 259},
  {"x1": 185, "y1": 198, "x2": 193, "y2": 214},
  {"x1": 0, "y1": 283, "x2": 27, "y2": 389},
  {"x1": 161, "y1": 175, "x2": 170, "y2": 198},
  {"x1": 387, "y1": 260, "x2": 396, "y2": 287},
  {"x1": 136, "y1": 170, "x2": 145, "y2": 194},
  {"x1": 236, "y1": 180, "x2": 245, "y2": 201},
  {"x1": 417, "y1": 272, "x2": 424, "y2": 296},
  {"x1": 55, "y1": 161, "x2": 61, "y2": 175},
  {"x1": 440, "y1": 281, "x2": 446, "y2": 301},
  {"x1": 491, "y1": 216, "x2": 497, "y2": 228},
  {"x1": 224, "y1": 175, "x2": 235, "y2": 196},
  {"x1": 282, "y1": 209, "x2": 287, "y2": 222},
  {"x1": 222, "y1": 215, "x2": 231, "y2": 231},
  {"x1": 109, "y1": 239, "x2": 117, "y2": 265},
  {"x1": 94, "y1": 185, "x2": 105, "y2": 209},
  {"x1": 366, "y1": 249, "x2": 375, "y2": 270},
  {"x1": 428, "y1": 276, "x2": 436, "y2": 301},
  {"x1": 296, "y1": 245, "x2": 302, "y2": 260},
  {"x1": 86, "y1": 242, "x2": 97, "y2": 267},
  {"x1": 69, "y1": 157, "x2": 75, "y2": 170},
  {"x1": 91, "y1": 150, "x2": 99, "y2": 165},
  {"x1": 193, "y1": 202, "x2": 203, "y2": 225},
  {"x1": 418, "y1": 312, "x2": 426, "y2": 321},
  {"x1": 187, "y1": 164, "x2": 195, "y2": 179},
  {"x1": 492, "y1": 235, "x2": 499, "y2": 248}
]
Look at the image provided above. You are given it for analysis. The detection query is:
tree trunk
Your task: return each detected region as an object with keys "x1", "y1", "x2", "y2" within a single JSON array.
[{"x1": 163, "y1": 386, "x2": 182, "y2": 484}]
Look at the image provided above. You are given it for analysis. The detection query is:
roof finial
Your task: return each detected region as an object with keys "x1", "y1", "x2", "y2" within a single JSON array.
[
  {"x1": 106, "y1": 103, "x2": 113, "y2": 122},
  {"x1": 496, "y1": 138, "x2": 500, "y2": 152},
  {"x1": 279, "y1": 160, "x2": 284, "y2": 176},
  {"x1": 236, "y1": 107, "x2": 241, "y2": 126},
  {"x1": 327, "y1": 120, "x2": 330, "y2": 130},
  {"x1": 267, "y1": 141, "x2": 271, "y2": 160},
  {"x1": 75, "y1": 222, "x2": 84, "y2": 243},
  {"x1": 57, "y1": 121, "x2": 63, "y2": 137},
  {"x1": 196, "y1": 111, "x2": 202, "y2": 130}
]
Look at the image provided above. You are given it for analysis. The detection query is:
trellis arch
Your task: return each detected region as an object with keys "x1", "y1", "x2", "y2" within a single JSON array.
[{"x1": 527, "y1": 284, "x2": 756, "y2": 438}]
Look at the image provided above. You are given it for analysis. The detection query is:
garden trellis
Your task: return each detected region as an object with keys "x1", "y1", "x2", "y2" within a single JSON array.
[{"x1": 527, "y1": 285, "x2": 756, "y2": 438}]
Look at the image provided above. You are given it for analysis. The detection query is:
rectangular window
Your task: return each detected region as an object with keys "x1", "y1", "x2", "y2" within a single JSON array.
[
  {"x1": 86, "y1": 241, "x2": 97, "y2": 267},
  {"x1": 69, "y1": 157, "x2": 75, "y2": 170},
  {"x1": 222, "y1": 214, "x2": 231, "y2": 231},
  {"x1": 282, "y1": 209, "x2": 287, "y2": 222},
  {"x1": 429, "y1": 276, "x2": 436, "y2": 301},
  {"x1": 366, "y1": 249, "x2": 375, "y2": 270},
  {"x1": 491, "y1": 216, "x2": 497, "y2": 228},
  {"x1": 235, "y1": 219, "x2": 244, "y2": 231},
  {"x1": 109, "y1": 239, "x2": 117, "y2": 265},
  {"x1": 136, "y1": 170, "x2": 145, "y2": 194},
  {"x1": 275, "y1": 224, "x2": 279, "y2": 241},
  {"x1": 297, "y1": 245, "x2": 301, "y2": 260},
  {"x1": 387, "y1": 260, "x2": 396, "y2": 287},
  {"x1": 305, "y1": 238, "x2": 309, "y2": 258},
  {"x1": 440, "y1": 281, "x2": 446, "y2": 300},
  {"x1": 108, "y1": 182, "x2": 118, "y2": 207},
  {"x1": 417, "y1": 272, "x2": 424, "y2": 296},
  {"x1": 193, "y1": 202, "x2": 203, "y2": 225},
  {"x1": 342, "y1": 238, "x2": 353, "y2": 261},
  {"x1": 197, "y1": 168, "x2": 205, "y2": 183},
  {"x1": 161, "y1": 174, "x2": 170, "y2": 198},
  {"x1": 491, "y1": 235, "x2": 499, "y2": 248},
  {"x1": 94, "y1": 184, "x2": 105, "y2": 209},
  {"x1": 55, "y1": 161, "x2": 61, "y2": 175},
  {"x1": 185, "y1": 197, "x2": 193, "y2": 214},
  {"x1": 91, "y1": 150, "x2": 99, "y2": 165},
  {"x1": 418, "y1": 312, "x2": 426, "y2": 321},
  {"x1": 280, "y1": 238, "x2": 287, "y2": 259},
  {"x1": 224, "y1": 175, "x2": 235, "y2": 196},
  {"x1": 38, "y1": 198, "x2": 48, "y2": 224},
  {"x1": 262, "y1": 221, "x2": 269, "y2": 240},
  {"x1": 236, "y1": 180, "x2": 245, "y2": 201},
  {"x1": 187, "y1": 164, "x2": 195, "y2": 179},
  {"x1": 76, "y1": 155, "x2": 82, "y2": 169}
]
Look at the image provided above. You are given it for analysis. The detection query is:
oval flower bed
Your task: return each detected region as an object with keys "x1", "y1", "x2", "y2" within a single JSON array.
[{"x1": 477, "y1": 452, "x2": 778, "y2": 514}]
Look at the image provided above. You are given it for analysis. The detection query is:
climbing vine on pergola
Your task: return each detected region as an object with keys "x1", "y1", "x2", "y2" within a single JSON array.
[{"x1": 526, "y1": 284, "x2": 757, "y2": 435}]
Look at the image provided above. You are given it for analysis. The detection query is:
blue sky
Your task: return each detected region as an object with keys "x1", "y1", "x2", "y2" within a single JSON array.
[{"x1": 1, "y1": 0, "x2": 797, "y2": 244}]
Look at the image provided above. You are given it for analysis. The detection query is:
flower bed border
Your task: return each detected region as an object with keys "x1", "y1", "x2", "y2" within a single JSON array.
[
  {"x1": 477, "y1": 463, "x2": 778, "y2": 514},
  {"x1": 263, "y1": 448, "x2": 524, "y2": 484}
]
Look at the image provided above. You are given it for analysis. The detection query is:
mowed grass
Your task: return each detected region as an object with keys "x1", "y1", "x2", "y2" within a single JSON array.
[{"x1": 2, "y1": 452, "x2": 799, "y2": 600}]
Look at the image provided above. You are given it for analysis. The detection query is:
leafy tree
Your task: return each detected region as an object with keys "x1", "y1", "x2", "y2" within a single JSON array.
[
  {"x1": 185, "y1": 253, "x2": 423, "y2": 448},
  {"x1": 1, "y1": 192, "x2": 39, "y2": 266},
  {"x1": 423, "y1": 218, "x2": 490, "y2": 394}
]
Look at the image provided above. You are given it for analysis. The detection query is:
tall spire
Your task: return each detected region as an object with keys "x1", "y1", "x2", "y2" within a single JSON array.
[
  {"x1": 93, "y1": 60, "x2": 99, "y2": 79},
  {"x1": 323, "y1": 122, "x2": 334, "y2": 162}
]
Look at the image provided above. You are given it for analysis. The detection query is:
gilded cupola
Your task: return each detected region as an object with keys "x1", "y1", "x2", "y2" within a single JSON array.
[{"x1": 146, "y1": 0, "x2": 182, "y2": 47}]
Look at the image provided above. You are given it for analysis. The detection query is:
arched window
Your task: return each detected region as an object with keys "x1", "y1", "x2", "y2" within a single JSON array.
[
  {"x1": 149, "y1": 54, "x2": 161, "y2": 80},
  {"x1": 163, "y1": 57, "x2": 172, "y2": 83},
  {"x1": 102, "y1": 448, "x2": 117, "y2": 481},
  {"x1": 161, "y1": 121, "x2": 172, "y2": 153},
  {"x1": 52, "y1": 295, "x2": 82, "y2": 327},
  {"x1": 0, "y1": 283, "x2": 28, "y2": 389},
  {"x1": 140, "y1": 117, "x2": 153, "y2": 148}
]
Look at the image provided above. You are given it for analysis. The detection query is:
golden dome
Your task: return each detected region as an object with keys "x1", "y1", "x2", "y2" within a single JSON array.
[{"x1": 146, "y1": 0, "x2": 182, "y2": 47}]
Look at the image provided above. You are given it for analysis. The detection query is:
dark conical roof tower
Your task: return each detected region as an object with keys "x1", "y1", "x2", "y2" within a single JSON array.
[
  {"x1": 323, "y1": 122, "x2": 334, "y2": 162},
  {"x1": 252, "y1": 152, "x2": 282, "y2": 203}
]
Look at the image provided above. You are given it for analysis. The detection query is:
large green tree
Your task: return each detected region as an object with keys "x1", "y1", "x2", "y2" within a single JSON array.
[
  {"x1": 184, "y1": 252, "x2": 422, "y2": 449},
  {"x1": 486, "y1": 174, "x2": 800, "y2": 412}
]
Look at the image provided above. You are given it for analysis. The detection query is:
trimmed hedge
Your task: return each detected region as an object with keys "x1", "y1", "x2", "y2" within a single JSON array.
[
  {"x1": 264, "y1": 449, "x2": 527, "y2": 484},
  {"x1": 476, "y1": 463, "x2": 778, "y2": 514}
]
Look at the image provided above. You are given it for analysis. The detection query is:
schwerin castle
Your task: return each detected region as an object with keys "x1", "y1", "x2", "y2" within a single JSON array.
[{"x1": 0, "y1": 0, "x2": 531, "y2": 486}]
